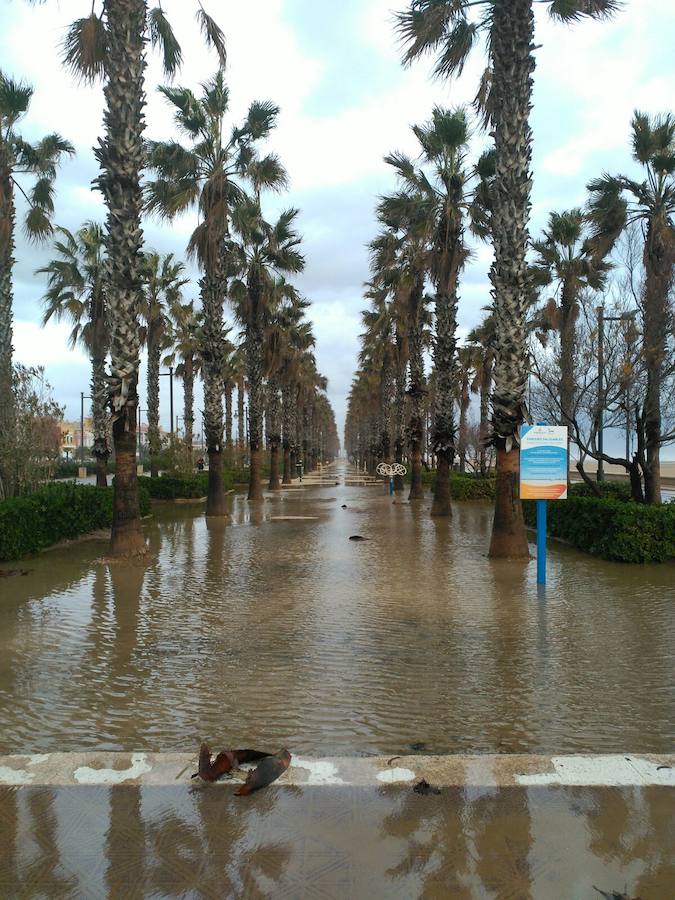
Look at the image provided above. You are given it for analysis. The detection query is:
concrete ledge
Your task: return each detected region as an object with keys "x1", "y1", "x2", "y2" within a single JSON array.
[{"x1": 1, "y1": 753, "x2": 673, "y2": 788}]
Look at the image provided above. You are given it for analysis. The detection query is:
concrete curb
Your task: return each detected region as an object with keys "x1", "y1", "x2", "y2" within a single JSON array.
[{"x1": 1, "y1": 753, "x2": 673, "y2": 788}]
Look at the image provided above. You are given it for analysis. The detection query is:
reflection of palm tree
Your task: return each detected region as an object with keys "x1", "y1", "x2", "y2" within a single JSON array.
[{"x1": 107, "y1": 786, "x2": 145, "y2": 896}]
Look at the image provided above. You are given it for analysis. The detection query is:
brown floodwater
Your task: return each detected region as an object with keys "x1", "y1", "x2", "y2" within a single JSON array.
[
  {"x1": 2, "y1": 783, "x2": 673, "y2": 898},
  {"x1": 0, "y1": 465, "x2": 673, "y2": 755}
]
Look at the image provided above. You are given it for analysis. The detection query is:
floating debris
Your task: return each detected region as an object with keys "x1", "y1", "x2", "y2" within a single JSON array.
[
  {"x1": 349, "y1": 535, "x2": 369, "y2": 541},
  {"x1": 593, "y1": 888, "x2": 642, "y2": 900},
  {"x1": 192, "y1": 744, "x2": 272, "y2": 782},
  {"x1": 413, "y1": 778, "x2": 440, "y2": 796},
  {"x1": 0, "y1": 569, "x2": 31, "y2": 578}
]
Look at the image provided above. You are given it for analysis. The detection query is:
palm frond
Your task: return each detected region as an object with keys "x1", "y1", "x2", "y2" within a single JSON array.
[
  {"x1": 548, "y1": 0, "x2": 622, "y2": 22},
  {"x1": 433, "y1": 18, "x2": 479, "y2": 80},
  {"x1": 201, "y1": 70, "x2": 229, "y2": 117},
  {"x1": 24, "y1": 205, "x2": 52, "y2": 243},
  {"x1": 196, "y1": 6, "x2": 227, "y2": 70},
  {"x1": 158, "y1": 85, "x2": 207, "y2": 136},
  {"x1": 396, "y1": 1, "x2": 466, "y2": 66},
  {"x1": 248, "y1": 154, "x2": 288, "y2": 193},
  {"x1": 149, "y1": 7, "x2": 183, "y2": 78},
  {"x1": 0, "y1": 70, "x2": 33, "y2": 123},
  {"x1": 244, "y1": 100, "x2": 281, "y2": 140},
  {"x1": 30, "y1": 177, "x2": 54, "y2": 213},
  {"x1": 60, "y1": 14, "x2": 107, "y2": 83}
]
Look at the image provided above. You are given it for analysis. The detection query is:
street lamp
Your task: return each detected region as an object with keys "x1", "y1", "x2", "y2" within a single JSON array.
[
  {"x1": 596, "y1": 307, "x2": 638, "y2": 481},
  {"x1": 80, "y1": 392, "x2": 91, "y2": 464},
  {"x1": 159, "y1": 366, "x2": 174, "y2": 439}
]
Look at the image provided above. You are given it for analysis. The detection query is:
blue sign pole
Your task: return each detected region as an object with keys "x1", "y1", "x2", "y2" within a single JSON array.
[
  {"x1": 536, "y1": 500, "x2": 547, "y2": 585},
  {"x1": 389, "y1": 477, "x2": 394, "y2": 496}
]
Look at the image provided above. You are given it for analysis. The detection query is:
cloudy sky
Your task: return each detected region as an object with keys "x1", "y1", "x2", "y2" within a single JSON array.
[{"x1": 2, "y1": 0, "x2": 673, "y2": 442}]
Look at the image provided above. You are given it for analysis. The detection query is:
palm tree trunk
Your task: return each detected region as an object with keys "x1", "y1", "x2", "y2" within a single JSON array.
[
  {"x1": 458, "y1": 379, "x2": 470, "y2": 474},
  {"x1": 267, "y1": 379, "x2": 281, "y2": 490},
  {"x1": 393, "y1": 332, "x2": 407, "y2": 492},
  {"x1": 0, "y1": 173, "x2": 17, "y2": 500},
  {"x1": 91, "y1": 352, "x2": 110, "y2": 487},
  {"x1": 407, "y1": 282, "x2": 425, "y2": 500},
  {"x1": 147, "y1": 329, "x2": 160, "y2": 478},
  {"x1": 642, "y1": 222, "x2": 671, "y2": 504},
  {"x1": 246, "y1": 280, "x2": 264, "y2": 503},
  {"x1": 282, "y1": 381, "x2": 293, "y2": 484},
  {"x1": 99, "y1": 0, "x2": 147, "y2": 556},
  {"x1": 431, "y1": 267, "x2": 460, "y2": 515},
  {"x1": 183, "y1": 354, "x2": 194, "y2": 456},
  {"x1": 224, "y1": 381, "x2": 233, "y2": 450},
  {"x1": 479, "y1": 357, "x2": 492, "y2": 476},
  {"x1": 200, "y1": 267, "x2": 226, "y2": 516},
  {"x1": 237, "y1": 376, "x2": 245, "y2": 462},
  {"x1": 487, "y1": 0, "x2": 534, "y2": 559}
]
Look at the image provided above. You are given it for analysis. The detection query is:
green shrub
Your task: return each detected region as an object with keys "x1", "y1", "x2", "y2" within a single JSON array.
[
  {"x1": 449, "y1": 474, "x2": 496, "y2": 501},
  {"x1": 0, "y1": 481, "x2": 150, "y2": 562},
  {"x1": 140, "y1": 472, "x2": 211, "y2": 499},
  {"x1": 569, "y1": 480, "x2": 632, "y2": 501},
  {"x1": 523, "y1": 495, "x2": 674, "y2": 563}
]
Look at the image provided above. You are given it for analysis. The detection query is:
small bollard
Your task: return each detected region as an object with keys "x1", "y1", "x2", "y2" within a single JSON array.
[{"x1": 77, "y1": 466, "x2": 87, "y2": 479}]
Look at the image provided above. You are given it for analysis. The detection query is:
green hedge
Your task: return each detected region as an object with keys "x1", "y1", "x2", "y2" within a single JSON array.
[
  {"x1": 139, "y1": 467, "x2": 253, "y2": 500},
  {"x1": 0, "y1": 481, "x2": 151, "y2": 562},
  {"x1": 523, "y1": 495, "x2": 674, "y2": 564},
  {"x1": 413, "y1": 469, "x2": 497, "y2": 500}
]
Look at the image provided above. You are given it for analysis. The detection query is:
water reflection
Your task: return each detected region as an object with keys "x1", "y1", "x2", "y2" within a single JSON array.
[
  {"x1": 0, "y1": 481, "x2": 674, "y2": 754},
  {"x1": 0, "y1": 783, "x2": 672, "y2": 898}
]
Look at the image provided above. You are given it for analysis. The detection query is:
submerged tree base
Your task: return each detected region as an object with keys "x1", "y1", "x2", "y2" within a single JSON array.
[
  {"x1": 248, "y1": 446, "x2": 263, "y2": 502},
  {"x1": 206, "y1": 448, "x2": 228, "y2": 516},
  {"x1": 110, "y1": 414, "x2": 146, "y2": 558},
  {"x1": 431, "y1": 450, "x2": 452, "y2": 517},
  {"x1": 489, "y1": 445, "x2": 530, "y2": 559}
]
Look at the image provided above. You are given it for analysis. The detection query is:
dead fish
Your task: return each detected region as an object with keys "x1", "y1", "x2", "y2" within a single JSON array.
[
  {"x1": 413, "y1": 778, "x2": 440, "y2": 796},
  {"x1": 192, "y1": 743, "x2": 236, "y2": 781},
  {"x1": 192, "y1": 745, "x2": 273, "y2": 781},
  {"x1": 349, "y1": 535, "x2": 369, "y2": 541},
  {"x1": 235, "y1": 749, "x2": 291, "y2": 796},
  {"x1": 0, "y1": 569, "x2": 31, "y2": 578}
]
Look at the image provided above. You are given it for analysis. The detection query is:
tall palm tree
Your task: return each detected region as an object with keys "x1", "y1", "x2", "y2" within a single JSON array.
[
  {"x1": 141, "y1": 251, "x2": 188, "y2": 476},
  {"x1": 372, "y1": 194, "x2": 430, "y2": 500},
  {"x1": 360, "y1": 284, "x2": 395, "y2": 466},
  {"x1": 280, "y1": 321, "x2": 314, "y2": 484},
  {"x1": 397, "y1": 0, "x2": 620, "y2": 556},
  {"x1": 39, "y1": 222, "x2": 110, "y2": 486},
  {"x1": 467, "y1": 315, "x2": 496, "y2": 476},
  {"x1": 587, "y1": 112, "x2": 675, "y2": 504},
  {"x1": 147, "y1": 70, "x2": 286, "y2": 514},
  {"x1": 0, "y1": 70, "x2": 73, "y2": 499},
  {"x1": 532, "y1": 209, "x2": 610, "y2": 440},
  {"x1": 384, "y1": 106, "x2": 494, "y2": 514},
  {"x1": 163, "y1": 299, "x2": 201, "y2": 458},
  {"x1": 229, "y1": 201, "x2": 304, "y2": 501}
]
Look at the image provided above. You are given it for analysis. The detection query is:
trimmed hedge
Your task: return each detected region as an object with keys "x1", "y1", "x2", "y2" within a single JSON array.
[
  {"x1": 0, "y1": 481, "x2": 151, "y2": 562},
  {"x1": 139, "y1": 467, "x2": 253, "y2": 500},
  {"x1": 523, "y1": 495, "x2": 675, "y2": 564},
  {"x1": 414, "y1": 469, "x2": 497, "y2": 500}
]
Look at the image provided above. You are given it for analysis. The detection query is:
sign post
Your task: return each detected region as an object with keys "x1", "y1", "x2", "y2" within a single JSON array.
[
  {"x1": 520, "y1": 424, "x2": 568, "y2": 585},
  {"x1": 376, "y1": 461, "x2": 407, "y2": 495}
]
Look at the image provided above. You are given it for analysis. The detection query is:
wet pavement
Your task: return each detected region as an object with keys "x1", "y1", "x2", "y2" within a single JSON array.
[
  {"x1": 0, "y1": 464, "x2": 674, "y2": 756},
  {"x1": 1, "y1": 781, "x2": 673, "y2": 899}
]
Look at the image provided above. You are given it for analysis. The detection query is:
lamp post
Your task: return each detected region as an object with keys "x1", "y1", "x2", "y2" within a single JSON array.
[
  {"x1": 596, "y1": 307, "x2": 638, "y2": 481},
  {"x1": 80, "y1": 392, "x2": 91, "y2": 464},
  {"x1": 159, "y1": 366, "x2": 174, "y2": 439}
]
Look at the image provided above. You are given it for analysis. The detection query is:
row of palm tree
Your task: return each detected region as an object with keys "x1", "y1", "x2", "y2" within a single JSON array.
[{"x1": 2, "y1": 2, "x2": 339, "y2": 555}]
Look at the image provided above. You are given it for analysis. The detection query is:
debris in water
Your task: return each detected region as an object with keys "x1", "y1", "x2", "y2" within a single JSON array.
[
  {"x1": 341, "y1": 504, "x2": 347, "y2": 508},
  {"x1": 410, "y1": 742, "x2": 427, "y2": 752},
  {"x1": 236, "y1": 749, "x2": 291, "y2": 796},
  {"x1": 413, "y1": 778, "x2": 440, "y2": 795},
  {"x1": 192, "y1": 744, "x2": 272, "y2": 781},
  {"x1": 0, "y1": 569, "x2": 31, "y2": 578},
  {"x1": 593, "y1": 889, "x2": 642, "y2": 900},
  {"x1": 349, "y1": 535, "x2": 369, "y2": 541}
]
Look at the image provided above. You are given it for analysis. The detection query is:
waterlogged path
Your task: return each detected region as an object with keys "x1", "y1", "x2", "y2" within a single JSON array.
[{"x1": 0, "y1": 464, "x2": 673, "y2": 755}]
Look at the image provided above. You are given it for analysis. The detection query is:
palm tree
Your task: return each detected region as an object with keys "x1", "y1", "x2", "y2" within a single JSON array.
[
  {"x1": 141, "y1": 252, "x2": 188, "y2": 477},
  {"x1": 467, "y1": 315, "x2": 496, "y2": 476},
  {"x1": 147, "y1": 70, "x2": 286, "y2": 514},
  {"x1": 360, "y1": 284, "x2": 395, "y2": 466},
  {"x1": 372, "y1": 194, "x2": 430, "y2": 500},
  {"x1": 229, "y1": 201, "x2": 305, "y2": 501},
  {"x1": 0, "y1": 69, "x2": 73, "y2": 499},
  {"x1": 397, "y1": 0, "x2": 620, "y2": 556},
  {"x1": 280, "y1": 321, "x2": 314, "y2": 484},
  {"x1": 587, "y1": 112, "x2": 675, "y2": 504},
  {"x1": 163, "y1": 299, "x2": 201, "y2": 457},
  {"x1": 532, "y1": 209, "x2": 610, "y2": 442},
  {"x1": 384, "y1": 106, "x2": 494, "y2": 515},
  {"x1": 39, "y1": 223, "x2": 110, "y2": 486}
]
